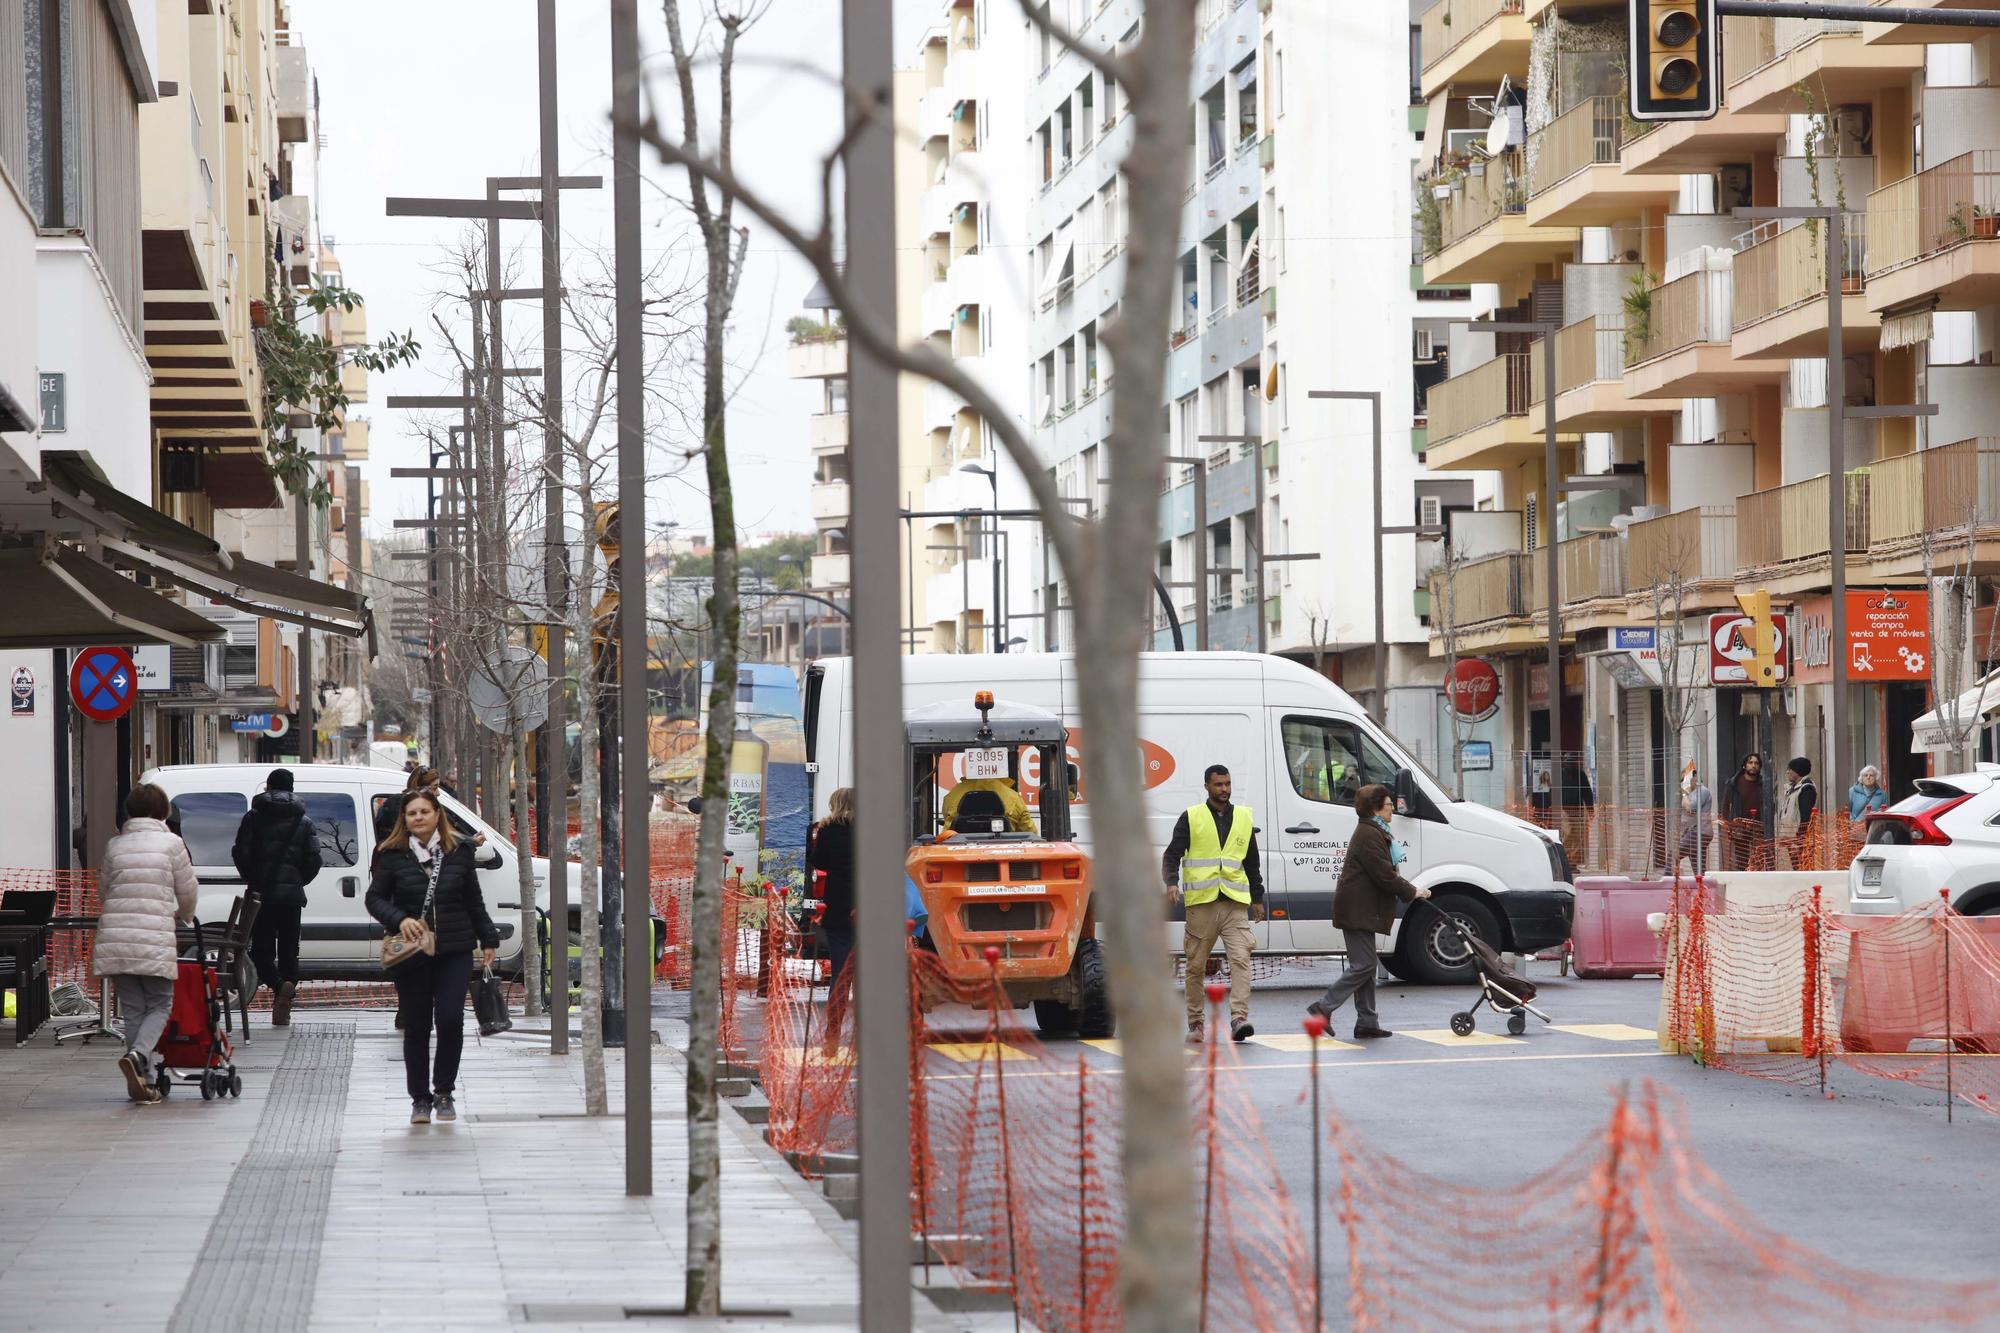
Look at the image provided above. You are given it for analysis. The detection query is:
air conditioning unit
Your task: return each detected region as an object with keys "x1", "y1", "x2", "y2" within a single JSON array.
[
  {"x1": 1413, "y1": 329, "x2": 1437, "y2": 362},
  {"x1": 1828, "y1": 106, "x2": 1872, "y2": 157},
  {"x1": 1419, "y1": 495, "x2": 1443, "y2": 528}
]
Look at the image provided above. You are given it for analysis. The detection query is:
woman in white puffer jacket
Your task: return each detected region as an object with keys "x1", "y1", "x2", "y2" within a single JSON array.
[{"x1": 96, "y1": 783, "x2": 198, "y2": 1104}]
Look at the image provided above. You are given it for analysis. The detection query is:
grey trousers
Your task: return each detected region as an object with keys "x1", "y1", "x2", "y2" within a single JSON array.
[
  {"x1": 113, "y1": 974, "x2": 177, "y2": 1076},
  {"x1": 1314, "y1": 930, "x2": 1381, "y2": 1028}
]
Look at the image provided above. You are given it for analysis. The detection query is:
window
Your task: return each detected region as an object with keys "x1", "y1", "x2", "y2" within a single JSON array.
[
  {"x1": 1277, "y1": 204, "x2": 1287, "y2": 272},
  {"x1": 172, "y1": 791, "x2": 248, "y2": 867},
  {"x1": 299, "y1": 791, "x2": 362, "y2": 868},
  {"x1": 371, "y1": 794, "x2": 483, "y2": 851},
  {"x1": 1274, "y1": 49, "x2": 1284, "y2": 116},
  {"x1": 1282, "y1": 718, "x2": 1398, "y2": 806}
]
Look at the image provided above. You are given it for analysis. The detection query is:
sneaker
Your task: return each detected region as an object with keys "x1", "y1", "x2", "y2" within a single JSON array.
[
  {"x1": 434, "y1": 1094, "x2": 457, "y2": 1122},
  {"x1": 117, "y1": 1052, "x2": 150, "y2": 1103},
  {"x1": 1353, "y1": 1026, "x2": 1394, "y2": 1040},
  {"x1": 1230, "y1": 1019, "x2": 1255, "y2": 1042},
  {"x1": 273, "y1": 981, "x2": 296, "y2": 1027},
  {"x1": 1185, "y1": 1019, "x2": 1206, "y2": 1045},
  {"x1": 411, "y1": 1100, "x2": 432, "y2": 1125}
]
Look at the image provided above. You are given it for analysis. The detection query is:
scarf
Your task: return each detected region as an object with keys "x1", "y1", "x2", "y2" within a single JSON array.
[
  {"x1": 409, "y1": 831, "x2": 444, "y2": 862},
  {"x1": 1371, "y1": 815, "x2": 1407, "y2": 867}
]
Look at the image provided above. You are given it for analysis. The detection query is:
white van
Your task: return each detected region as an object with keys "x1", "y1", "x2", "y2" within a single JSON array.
[
  {"x1": 806, "y1": 653, "x2": 1574, "y2": 984},
  {"x1": 140, "y1": 764, "x2": 556, "y2": 981}
]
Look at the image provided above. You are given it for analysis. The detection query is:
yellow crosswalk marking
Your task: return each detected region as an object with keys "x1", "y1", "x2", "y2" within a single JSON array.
[
  {"x1": 1551, "y1": 1023, "x2": 1658, "y2": 1042},
  {"x1": 1247, "y1": 1033, "x2": 1363, "y2": 1053},
  {"x1": 928, "y1": 1041, "x2": 1031, "y2": 1063},
  {"x1": 1080, "y1": 1038, "x2": 1121, "y2": 1055},
  {"x1": 773, "y1": 1046, "x2": 855, "y2": 1067},
  {"x1": 1400, "y1": 1028, "x2": 1521, "y2": 1047}
]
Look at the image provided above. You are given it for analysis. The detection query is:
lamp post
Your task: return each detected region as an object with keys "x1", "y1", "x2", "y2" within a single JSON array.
[{"x1": 958, "y1": 461, "x2": 1004, "y2": 651}]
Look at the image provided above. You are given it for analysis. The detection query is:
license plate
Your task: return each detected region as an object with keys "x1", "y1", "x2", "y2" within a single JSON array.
[
  {"x1": 962, "y1": 746, "x2": 1010, "y2": 779},
  {"x1": 965, "y1": 883, "x2": 1045, "y2": 897},
  {"x1": 1861, "y1": 861, "x2": 1883, "y2": 888}
]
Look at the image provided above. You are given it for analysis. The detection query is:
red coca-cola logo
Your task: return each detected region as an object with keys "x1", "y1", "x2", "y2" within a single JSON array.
[{"x1": 1446, "y1": 658, "x2": 1501, "y2": 721}]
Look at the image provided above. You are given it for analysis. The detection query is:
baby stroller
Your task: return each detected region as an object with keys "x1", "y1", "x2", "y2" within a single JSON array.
[
  {"x1": 1441, "y1": 913, "x2": 1552, "y2": 1038},
  {"x1": 153, "y1": 920, "x2": 241, "y2": 1101}
]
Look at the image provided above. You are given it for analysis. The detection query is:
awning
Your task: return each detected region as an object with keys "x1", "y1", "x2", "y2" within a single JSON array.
[
  {"x1": 1912, "y1": 667, "x2": 2000, "y2": 753},
  {"x1": 1880, "y1": 307, "x2": 1934, "y2": 352},
  {"x1": 41, "y1": 453, "x2": 226, "y2": 565},
  {"x1": 0, "y1": 544, "x2": 227, "y2": 649},
  {"x1": 1422, "y1": 90, "x2": 1452, "y2": 173}
]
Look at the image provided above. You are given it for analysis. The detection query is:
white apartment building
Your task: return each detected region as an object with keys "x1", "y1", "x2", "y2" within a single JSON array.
[{"x1": 1016, "y1": 0, "x2": 1485, "y2": 734}]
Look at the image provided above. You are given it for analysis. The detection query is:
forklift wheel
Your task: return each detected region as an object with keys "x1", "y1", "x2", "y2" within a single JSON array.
[
  {"x1": 1449, "y1": 1012, "x2": 1476, "y2": 1038},
  {"x1": 1507, "y1": 1011, "x2": 1527, "y2": 1036}
]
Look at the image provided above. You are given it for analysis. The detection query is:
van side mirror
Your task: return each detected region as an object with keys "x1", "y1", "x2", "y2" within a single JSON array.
[
  {"x1": 477, "y1": 847, "x2": 503, "y2": 870},
  {"x1": 1392, "y1": 768, "x2": 1417, "y2": 816}
]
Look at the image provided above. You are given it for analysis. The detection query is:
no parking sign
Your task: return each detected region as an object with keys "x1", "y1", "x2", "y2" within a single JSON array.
[{"x1": 69, "y1": 647, "x2": 138, "y2": 722}]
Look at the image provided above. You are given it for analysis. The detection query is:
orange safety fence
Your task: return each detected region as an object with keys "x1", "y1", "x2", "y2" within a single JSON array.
[
  {"x1": 1506, "y1": 805, "x2": 1868, "y2": 878},
  {"x1": 1665, "y1": 882, "x2": 2000, "y2": 1117},
  {"x1": 0, "y1": 868, "x2": 102, "y2": 990}
]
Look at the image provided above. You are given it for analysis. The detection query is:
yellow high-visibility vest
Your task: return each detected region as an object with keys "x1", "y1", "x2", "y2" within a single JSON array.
[{"x1": 1182, "y1": 802, "x2": 1253, "y2": 906}]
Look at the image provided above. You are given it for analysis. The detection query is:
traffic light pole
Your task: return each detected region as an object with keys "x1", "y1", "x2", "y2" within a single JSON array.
[{"x1": 1712, "y1": 1, "x2": 2000, "y2": 25}]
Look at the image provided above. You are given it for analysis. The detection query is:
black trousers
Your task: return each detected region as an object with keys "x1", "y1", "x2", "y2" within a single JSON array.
[
  {"x1": 392, "y1": 949, "x2": 476, "y2": 1103},
  {"x1": 1314, "y1": 930, "x2": 1381, "y2": 1029},
  {"x1": 250, "y1": 898, "x2": 303, "y2": 992}
]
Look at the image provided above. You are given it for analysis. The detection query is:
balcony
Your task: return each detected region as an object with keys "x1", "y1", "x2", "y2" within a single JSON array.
[
  {"x1": 1861, "y1": 0, "x2": 2000, "y2": 44},
  {"x1": 809, "y1": 411, "x2": 849, "y2": 456},
  {"x1": 1723, "y1": 13, "x2": 1923, "y2": 116},
  {"x1": 1734, "y1": 473, "x2": 1871, "y2": 579},
  {"x1": 1423, "y1": 148, "x2": 1579, "y2": 286},
  {"x1": 1865, "y1": 152, "x2": 2000, "y2": 314},
  {"x1": 1528, "y1": 314, "x2": 1667, "y2": 429},
  {"x1": 1524, "y1": 97, "x2": 1676, "y2": 228},
  {"x1": 810, "y1": 481, "x2": 851, "y2": 523},
  {"x1": 1730, "y1": 214, "x2": 1878, "y2": 359},
  {"x1": 1432, "y1": 551, "x2": 1527, "y2": 630},
  {"x1": 1618, "y1": 109, "x2": 1790, "y2": 178},
  {"x1": 786, "y1": 338, "x2": 848, "y2": 379},
  {"x1": 1425, "y1": 352, "x2": 1557, "y2": 471},
  {"x1": 1868, "y1": 440, "x2": 2000, "y2": 574},
  {"x1": 1625, "y1": 507, "x2": 1740, "y2": 600},
  {"x1": 811, "y1": 553, "x2": 851, "y2": 589},
  {"x1": 1517, "y1": 532, "x2": 1625, "y2": 625},
  {"x1": 1623, "y1": 268, "x2": 1785, "y2": 400},
  {"x1": 1416, "y1": 0, "x2": 1529, "y2": 101}
]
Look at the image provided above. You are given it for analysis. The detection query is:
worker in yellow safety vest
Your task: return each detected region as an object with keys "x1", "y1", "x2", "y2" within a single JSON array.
[{"x1": 1162, "y1": 763, "x2": 1265, "y2": 1044}]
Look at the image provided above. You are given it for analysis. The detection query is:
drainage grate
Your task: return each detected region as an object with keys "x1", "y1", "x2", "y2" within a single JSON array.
[{"x1": 167, "y1": 1024, "x2": 356, "y2": 1333}]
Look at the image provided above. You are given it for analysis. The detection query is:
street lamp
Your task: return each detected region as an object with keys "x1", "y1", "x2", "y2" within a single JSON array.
[{"x1": 958, "y1": 461, "x2": 1004, "y2": 652}]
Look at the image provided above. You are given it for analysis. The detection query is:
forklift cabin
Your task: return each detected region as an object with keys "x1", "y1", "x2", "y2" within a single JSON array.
[{"x1": 905, "y1": 692, "x2": 1111, "y2": 1037}]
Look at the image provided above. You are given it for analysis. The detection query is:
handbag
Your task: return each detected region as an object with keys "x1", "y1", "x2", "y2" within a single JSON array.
[
  {"x1": 379, "y1": 845, "x2": 441, "y2": 969},
  {"x1": 473, "y1": 965, "x2": 512, "y2": 1036}
]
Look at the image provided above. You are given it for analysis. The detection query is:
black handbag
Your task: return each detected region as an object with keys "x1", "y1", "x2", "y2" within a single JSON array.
[{"x1": 473, "y1": 965, "x2": 512, "y2": 1036}]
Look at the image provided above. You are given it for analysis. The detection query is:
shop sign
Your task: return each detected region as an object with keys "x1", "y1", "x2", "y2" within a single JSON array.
[
  {"x1": 1446, "y1": 658, "x2": 1501, "y2": 722},
  {"x1": 1458, "y1": 740, "x2": 1494, "y2": 772},
  {"x1": 1846, "y1": 589, "x2": 1929, "y2": 681},
  {"x1": 1527, "y1": 660, "x2": 1586, "y2": 707},
  {"x1": 1707, "y1": 612, "x2": 1792, "y2": 685},
  {"x1": 231, "y1": 713, "x2": 275, "y2": 734},
  {"x1": 1611, "y1": 627, "x2": 1657, "y2": 658},
  {"x1": 1792, "y1": 596, "x2": 1834, "y2": 686},
  {"x1": 10, "y1": 666, "x2": 33, "y2": 716},
  {"x1": 131, "y1": 644, "x2": 172, "y2": 692},
  {"x1": 39, "y1": 373, "x2": 64, "y2": 432}
]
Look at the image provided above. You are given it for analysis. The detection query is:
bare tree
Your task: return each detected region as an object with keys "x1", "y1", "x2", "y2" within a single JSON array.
[
  {"x1": 1917, "y1": 495, "x2": 1997, "y2": 775},
  {"x1": 1645, "y1": 532, "x2": 1707, "y2": 877},
  {"x1": 628, "y1": 3, "x2": 1203, "y2": 1321},
  {"x1": 1429, "y1": 540, "x2": 1469, "y2": 799}
]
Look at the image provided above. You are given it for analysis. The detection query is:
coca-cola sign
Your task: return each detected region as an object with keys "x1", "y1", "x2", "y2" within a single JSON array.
[{"x1": 1446, "y1": 658, "x2": 1501, "y2": 722}]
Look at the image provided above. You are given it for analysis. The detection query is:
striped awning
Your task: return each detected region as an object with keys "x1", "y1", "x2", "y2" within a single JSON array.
[{"x1": 1880, "y1": 307, "x2": 1933, "y2": 351}]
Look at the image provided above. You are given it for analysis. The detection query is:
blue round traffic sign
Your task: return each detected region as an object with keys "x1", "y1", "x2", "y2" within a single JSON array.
[{"x1": 69, "y1": 646, "x2": 138, "y2": 722}]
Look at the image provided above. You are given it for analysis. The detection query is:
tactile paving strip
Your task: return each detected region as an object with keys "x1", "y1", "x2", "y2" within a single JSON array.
[{"x1": 167, "y1": 1024, "x2": 356, "y2": 1333}]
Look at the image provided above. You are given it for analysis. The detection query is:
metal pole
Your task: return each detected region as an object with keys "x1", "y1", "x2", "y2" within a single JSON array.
[
  {"x1": 1545, "y1": 330, "x2": 1563, "y2": 782},
  {"x1": 1826, "y1": 209, "x2": 1850, "y2": 826},
  {"x1": 1253, "y1": 434, "x2": 1268, "y2": 654},
  {"x1": 538, "y1": 0, "x2": 570, "y2": 1055},
  {"x1": 1715, "y1": 0, "x2": 2000, "y2": 24},
  {"x1": 1371, "y1": 394, "x2": 1384, "y2": 727},
  {"x1": 296, "y1": 487, "x2": 314, "y2": 759},
  {"x1": 988, "y1": 470, "x2": 1003, "y2": 652},
  {"x1": 610, "y1": 0, "x2": 652, "y2": 1196},
  {"x1": 844, "y1": 0, "x2": 912, "y2": 1321},
  {"x1": 1195, "y1": 461, "x2": 1208, "y2": 652}
]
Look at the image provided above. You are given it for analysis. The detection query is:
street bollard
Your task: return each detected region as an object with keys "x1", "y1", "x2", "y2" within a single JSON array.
[
  {"x1": 983, "y1": 947, "x2": 1022, "y2": 1333},
  {"x1": 1197, "y1": 977, "x2": 1226, "y2": 1332},
  {"x1": 1303, "y1": 1008, "x2": 1327, "y2": 1332}
]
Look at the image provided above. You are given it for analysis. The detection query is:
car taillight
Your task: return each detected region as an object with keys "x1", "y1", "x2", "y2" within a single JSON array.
[
  {"x1": 1865, "y1": 794, "x2": 1971, "y2": 847},
  {"x1": 925, "y1": 866, "x2": 944, "y2": 884},
  {"x1": 1063, "y1": 861, "x2": 1081, "y2": 879}
]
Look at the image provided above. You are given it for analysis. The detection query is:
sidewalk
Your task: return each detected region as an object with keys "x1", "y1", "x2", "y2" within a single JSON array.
[{"x1": 0, "y1": 1007, "x2": 979, "y2": 1331}]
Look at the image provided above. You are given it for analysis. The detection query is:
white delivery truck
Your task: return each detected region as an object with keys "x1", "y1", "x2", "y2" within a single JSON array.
[{"x1": 806, "y1": 653, "x2": 1573, "y2": 984}]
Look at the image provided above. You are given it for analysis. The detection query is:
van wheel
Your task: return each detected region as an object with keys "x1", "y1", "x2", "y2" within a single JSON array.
[
  {"x1": 1073, "y1": 938, "x2": 1114, "y2": 1039},
  {"x1": 1395, "y1": 897, "x2": 1501, "y2": 987},
  {"x1": 1033, "y1": 1000, "x2": 1078, "y2": 1037}
]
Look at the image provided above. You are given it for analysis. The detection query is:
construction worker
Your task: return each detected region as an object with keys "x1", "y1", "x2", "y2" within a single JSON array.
[
  {"x1": 940, "y1": 774, "x2": 1035, "y2": 833},
  {"x1": 1163, "y1": 763, "x2": 1264, "y2": 1044}
]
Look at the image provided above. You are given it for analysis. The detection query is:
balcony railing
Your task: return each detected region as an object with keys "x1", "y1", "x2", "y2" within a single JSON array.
[
  {"x1": 1623, "y1": 269, "x2": 1732, "y2": 366},
  {"x1": 1625, "y1": 507, "x2": 1739, "y2": 591},
  {"x1": 1735, "y1": 472, "x2": 1872, "y2": 569},
  {"x1": 1419, "y1": 0, "x2": 1523, "y2": 71},
  {"x1": 1527, "y1": 96, "x2": 1622, "y2": 198},
  {"x1": 1724, "y1": 12, "x2": 1859, "y2": 85},
  {"x1": 1869, "y1": 438, "x2": 2000, "y2": 544},
  {"x1": 1732, "y1": 215, "x2": 1866, "y2": 328},
  {"x1": 1428, "y1": 351, "x2": 1531, "y2": 446},
  {"x1": 1531, "y1": 314, "x2": 1625, "y2": 402},
  {"x1": 1431, "y1": 148, "x2": 1526, "y2": 255},
  {"x1": 1866, "y1": 151, "x2": 2000, "y2": 276},
  {"x1": 1562, "y1": 531, "x2": 1627, "y2": 602},
  {"x1": 1433, "y1": 551, "x2": 1526, "y2": 627}
]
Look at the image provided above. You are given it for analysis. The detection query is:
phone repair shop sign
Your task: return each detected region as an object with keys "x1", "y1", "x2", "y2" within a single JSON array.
[{"x1": 1847, "y1": 589, "x2": 1929, "y2": 681}]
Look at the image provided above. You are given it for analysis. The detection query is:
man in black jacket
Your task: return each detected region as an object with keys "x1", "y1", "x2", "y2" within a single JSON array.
[{"x1": 232, "y1": 768, "x2": 322, "y2": 1025}]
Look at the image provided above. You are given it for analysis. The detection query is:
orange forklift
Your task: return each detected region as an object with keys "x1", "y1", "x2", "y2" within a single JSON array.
[{"x1": 906, "y1": 692, "x2": 1111, "y2": 1038}]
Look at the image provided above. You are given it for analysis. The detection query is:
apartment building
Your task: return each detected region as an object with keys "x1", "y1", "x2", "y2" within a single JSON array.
[
  {"x1": 1015, "y1": 0, "x2": 1473, "y2": 729},
  {"x1": 1414, "y1": 0, "x2": 2000, "y2": 817}
]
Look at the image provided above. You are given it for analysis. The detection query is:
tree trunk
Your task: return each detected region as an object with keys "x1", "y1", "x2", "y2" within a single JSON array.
[
  {"x1": 515, "y1": 708, "x2": 543, "y2": 1018},
  {"x1": 580, "y1": 654, "x2": 608, "y2": 1116}
]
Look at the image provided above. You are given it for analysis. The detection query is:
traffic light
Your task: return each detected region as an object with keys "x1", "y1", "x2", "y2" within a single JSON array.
[
  {"x1": 1734, "y1": 589, "x2": 1777, "y2": 688},
  {"x1": 1628, "y1": 0, "x2": 1719, "y2": 123}
]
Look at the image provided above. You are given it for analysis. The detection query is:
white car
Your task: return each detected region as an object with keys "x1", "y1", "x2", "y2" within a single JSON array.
[{"x1": 1849, "y1": 768, "x2": 2000, "y2": 918}]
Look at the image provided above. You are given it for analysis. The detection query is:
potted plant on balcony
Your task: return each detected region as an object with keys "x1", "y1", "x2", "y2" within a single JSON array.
[
  {"x1": 1976, "y1": 206, "x2": 1999, "y2": 240},
  {"x1": 249, "y1": 299, "x2": 269, "y2": 329},
  {"x1": 1621, "y1": 269, "x2": 1656, "y2": 363}
]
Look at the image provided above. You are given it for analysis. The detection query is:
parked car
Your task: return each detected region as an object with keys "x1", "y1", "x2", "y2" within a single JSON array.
[{"x1": 1849, "y1": 768, "x2": 2000, "y2": 917}]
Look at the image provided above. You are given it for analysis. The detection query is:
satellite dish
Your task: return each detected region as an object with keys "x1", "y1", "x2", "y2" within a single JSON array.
[
  {"x1": 1485, "y1": 108, "x2": 1512, "y2": 157},
  {"x1": 1471, "y1": 74, "x2": 1515, "y2": 158},
  {"x1": 469, "y1": 645, "x2": 549, "y2": 733}
]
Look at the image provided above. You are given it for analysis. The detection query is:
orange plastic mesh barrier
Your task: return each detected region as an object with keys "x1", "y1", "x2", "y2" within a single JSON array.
[
  {"x1": 0, "y1": 868, "x2": 101, "y2": 988},
  {"x1": 1665, "y1": 883, "x2": 2000, "y2": 1117},
  {"x1": 1505, "y1": 805, "x2": 1866, "y2": 878}
]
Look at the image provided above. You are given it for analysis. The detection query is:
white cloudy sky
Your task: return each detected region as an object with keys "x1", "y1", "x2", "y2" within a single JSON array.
[{"x1": 290, "y1": 0, "x2": 938, "y2": 543}]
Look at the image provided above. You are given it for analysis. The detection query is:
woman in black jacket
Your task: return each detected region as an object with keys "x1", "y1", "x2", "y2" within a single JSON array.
[
  {"x1": 1306, "y1": 784, "x2": 1431, "y2": 1040},
  {"x1": 807, "y1": 787, "x2": 858, "y2": 986},
  {"x1": 366, "y1": 790, "x2": 499, "y2": 1125}
]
